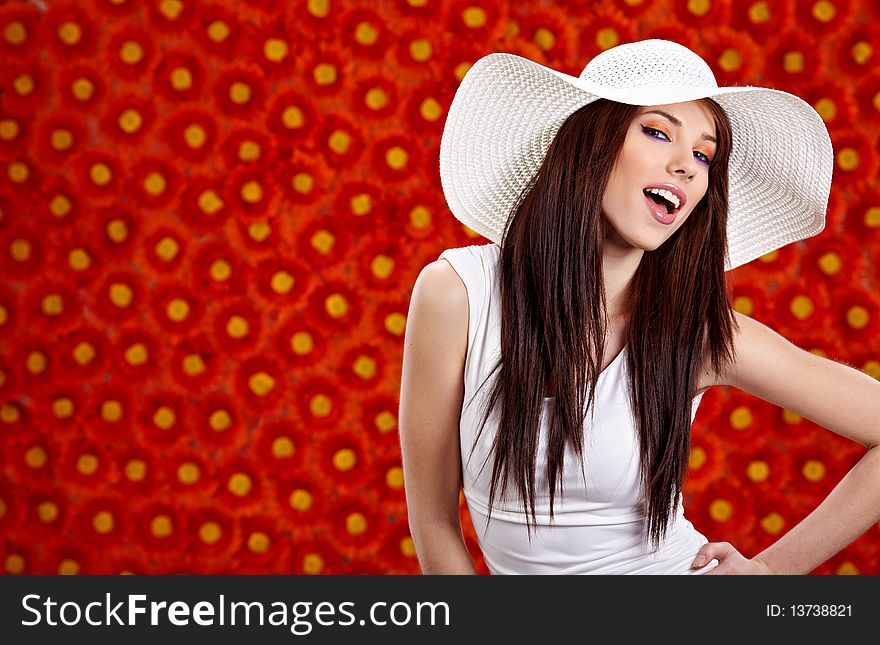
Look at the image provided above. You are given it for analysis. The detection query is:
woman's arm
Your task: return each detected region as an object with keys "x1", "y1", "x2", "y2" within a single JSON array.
[
  {"x1": 398, "y1": 260, "x2": 477, "y2": 574},
  {"x1": 718, "y1": 311, "x2": 880, "y2": 574}
]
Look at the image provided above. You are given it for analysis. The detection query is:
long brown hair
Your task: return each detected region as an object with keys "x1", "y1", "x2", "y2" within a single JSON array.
[{"x1": 467, "y1": 98, "x2": 739, "y2": 550}]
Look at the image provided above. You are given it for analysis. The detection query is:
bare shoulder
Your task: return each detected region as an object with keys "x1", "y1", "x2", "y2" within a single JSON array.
[
  {"x1": 403, "y1": 259, "x2": 469, "y2": 384},
  {"x1": 714, "y1": 310, "x2": 792, "y2": 390},
  {"x1": 411, "y1": 259, "x2": 469, "y2": 362},
  {"x1": 695, "y1": 310, "x2": 775, "y2": 394}
]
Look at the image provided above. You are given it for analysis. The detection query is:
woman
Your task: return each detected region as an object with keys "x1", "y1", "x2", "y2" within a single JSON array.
[{"x1": 398, "y1": 40, "x2": 880, "y2": 574}]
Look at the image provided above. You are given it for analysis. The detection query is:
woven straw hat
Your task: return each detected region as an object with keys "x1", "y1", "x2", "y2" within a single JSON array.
[{"x1": 438, "y1": 39, "x2": 834, "y2": 271}]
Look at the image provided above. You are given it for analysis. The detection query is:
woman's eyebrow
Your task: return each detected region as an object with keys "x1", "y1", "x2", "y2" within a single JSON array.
[{"x1": 642, "y1": 109, "x2": 717, "y2": 143}]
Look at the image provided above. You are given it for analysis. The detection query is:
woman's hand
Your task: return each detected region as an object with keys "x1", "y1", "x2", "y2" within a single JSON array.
[{"x1": 692, "y1": 542, "x2": 774, "y2": 575}]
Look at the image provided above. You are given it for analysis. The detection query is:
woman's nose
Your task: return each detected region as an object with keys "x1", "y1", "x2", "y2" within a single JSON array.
[{"x1": 668, "y1": 150, "x2": 698, "y2": 179}]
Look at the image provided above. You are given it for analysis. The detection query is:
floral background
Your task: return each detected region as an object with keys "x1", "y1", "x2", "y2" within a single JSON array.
[{"x1": 0, "y1": 0, "x2": 878, "y2": 575}]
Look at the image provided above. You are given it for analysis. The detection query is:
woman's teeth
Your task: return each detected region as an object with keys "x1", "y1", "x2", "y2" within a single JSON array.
[{"x1": 643, "y1": 188, "x2": 679, "y2": 213}]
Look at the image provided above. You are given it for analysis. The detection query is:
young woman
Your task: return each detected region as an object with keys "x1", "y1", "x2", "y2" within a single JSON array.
[{"x1": 398, "y1": 40, "x2": 880, "y2": 574}]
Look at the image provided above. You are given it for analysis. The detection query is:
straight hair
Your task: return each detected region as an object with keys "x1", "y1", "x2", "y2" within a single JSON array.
[{"x1": 466, "y1": 97, "x2": 739, "y2": 550}]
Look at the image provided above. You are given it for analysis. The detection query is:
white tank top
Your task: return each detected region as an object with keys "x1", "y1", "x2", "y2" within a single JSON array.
[{"x1": 438, "y1": 243, "x2": 719, "y2": 575}]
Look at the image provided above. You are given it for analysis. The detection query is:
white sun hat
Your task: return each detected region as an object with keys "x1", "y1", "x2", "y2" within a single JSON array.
[{"x1": 438, "y1": 38, "x2": 834, "y2": 271}]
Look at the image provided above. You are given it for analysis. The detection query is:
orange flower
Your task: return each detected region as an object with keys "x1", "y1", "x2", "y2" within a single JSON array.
[
  {"x1": 511, "y1": 6, "x2": 579, "y2": 67},
  {"x1": 295, "y1": 217, "x2": 354, "y2": 267},
  {"x1": 187, "y1": 505, "x2": 239, "y2": 568},
  {"x1": 191, "y1": 390, "x2": 249, "y2": 457},
  {"x1": 827, "y1": 127, "x2": 878, "y2": 192},
  {"x1": 112, "y1": 446, "x2": 162, "y2": 494},
  {"x1": 149, "y1": 281, "x2": 206, "y2": 336},
  {"x1": 43, "y1": 2, "x2": 98, "y2": 61},
  {"x1": 272, "y1": 313, "x2": 330, "y2": 372},
  {"x1": 727, "y1": 440, "x2": 795, "y2": 493},
  {"x1": 91, "y1": 206, "x2": 138, "y2": 259},
  {"x1": 798, "y1": 77, "x2": 852, "y2": 128},
  {"x1": 210, "y1": 297, "x2": 264, "y2": 359},
  {"x1": 37, "y1": 175, "x2": 82, "y2": 231},
  {"x1": 132, "y1": 501, "x2": 189, "y2": 556},
  {"x1": 788, "y1": 439, "x2": 852, "y2": 500},
  {"x1": 793, "y1": 0, "x2": 854, "y2": 39},
  {"x1": 18, "y1": 278, "x2": 80, "y2": 337},
  {"x1": 7, "y1": 334, "x2": 56, "y2": 395},
  {"x1": 712, "y1": 390, "x2": 777, "y2": 445},
  {"x1": 324, "y1": 492, "x2": 388, "y2": 559},
  {"x1": 771, "y1": 280, "x2": 833, "y2": 338},
  {"x1": 104, "y1": 26, "x2": 156, "y2": 81},
  {"x1": 303, "y1": 278, "x2": 364, "y2": 332},
  {"x1": 189, "y1": 3, "x2": 244, "y2": 58},
  {"x1": 212, "y1": 64, "x2": 267, "y2": 119},
  {"x1": 35, "y1": 114, "x2": 87, "y2": 164},
  {"x1": 153, "y1": 49, "x2": 208, "y2": 103},
  {"x1": 227, "y1": 165, "x2": 279, "y2": 216},
  {"x1": 82, "y1": 380, "x2": 134, "y2": 443},
  {"x1": 56, "y1": 65, "x2": 106, "y2": 112},
  {"x1": 189, "y1": 238, "x2": 250, "y2": 296},
  {"x1": 729, "y1": 0, "x2": 795, "y2": 41},
  {"x1": 244, "y1": 23, "x2": 299, "y2": 80},
  {"x1": 827, "y1": 285, "x2": 880, "y2": 346},
  {"x1": 273, "y1": 471, "x2": 332, "y2": 529},
  {"x1": 265, "y1": 88, "x2": 318, "y2": 147},
  {"x1": 313, "y1": 430, "x2": 373, "y2": 494},
  {"x1": 92, "y1": 269, "x2": 143, "y2": 324},
  {"x1": 111, "y1": 326, "x2": 165, "y2": 386},
  {"x1": 2, "y1": 155, "x2": 41, "y2": 194},
  {"x1": 251, "y1": 419, "x2": 310, "y2": 480},
  {"x1": 71, "y1": 495, "x2": 132, "y2": 549},
  {"x1": 56, "y1": 435, "x2": 115, "y2": 493},
  {"x1": 56, "y1": 325, "x2": 109, "y2": 380},
  {"x1": 0, "y1": 221, "x2": 44, "y2": 281},
  {"x1": 134, "y1": 387, "x2": 190, "y2": 450},
  {"x1": 221, "y1": 126, "x2": 277, "y2": 170},
  {"x1": 800, "y1": 233, "x2": 866, "y2": 287},
  {"x1": 29, "y1": 385, "x2": 86, "y2": 433},
  {"x1": 370, "y1": 131, "x2": 426, "y2": 183},
  {"x1": 142, "y1": 225, "x2": 189, "y2": 275},
  {"x1": 688, "y1": 479, "x2": 757, "y2": 541},
  {"x1": 0, "y1": 3, "x2": 42, "y2": 60},
  {"x1": 1, "y1": 56, "x2": 49, "y2": 112},
  {"x1": 160, "y1": 448, "x2": 219, "y2": 497},
  {"x1": 127, "y1": 157, "x2": 181, "y2": 209},
  {"x1": 100, "y1": 93, "x2": 157, "y2": 148},
  {"x1": 76, "y1": 149, "x2": 126, "y2": 201},
  {"x1": 214, "y1": 456, "x2": 267, "y2": 512},
  {"x1": 234, "y1": 514, "x2": 292, "y2": 574},
  {"x1": 232, "y1": 354, "x2": 287, "y2": 413},
  {"x1": 764, "y1": 32, "x2": 827, "y2": 87}
]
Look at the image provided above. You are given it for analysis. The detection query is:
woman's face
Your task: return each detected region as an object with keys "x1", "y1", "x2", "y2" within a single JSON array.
[{"x1": 601, "y1": 101, "x2": 717, "y2": 250}]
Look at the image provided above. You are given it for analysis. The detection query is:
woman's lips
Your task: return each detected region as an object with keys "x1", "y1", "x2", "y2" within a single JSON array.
[{"x1": 644, "y1": 192, "x2": 677, "y2": 225}]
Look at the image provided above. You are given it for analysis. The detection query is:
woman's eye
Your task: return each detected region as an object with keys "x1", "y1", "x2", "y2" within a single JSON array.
[
  {"x1": 641, "y1": 125, "x2": 669, "y2": 141},
  {"x1": 642, "y1": 126, "x2": 711, "y2": 166}
]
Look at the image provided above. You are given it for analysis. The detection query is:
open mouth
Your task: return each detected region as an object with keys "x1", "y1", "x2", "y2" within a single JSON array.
[{"x1": 643, "y1": 189, "x2": 680, "y2": 215}]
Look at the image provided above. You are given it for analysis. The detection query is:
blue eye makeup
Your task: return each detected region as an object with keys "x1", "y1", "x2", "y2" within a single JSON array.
[{"x1": 641, "y1": 125, "x2": 712, "y2": 166}]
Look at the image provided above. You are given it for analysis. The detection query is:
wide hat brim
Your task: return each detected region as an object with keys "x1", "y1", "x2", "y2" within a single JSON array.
[{"x1": 438, "y1": 46, "x2": 834, "y2": 271}]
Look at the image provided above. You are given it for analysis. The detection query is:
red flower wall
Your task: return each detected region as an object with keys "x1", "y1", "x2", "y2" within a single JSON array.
[{"x1": 1, "y1": 0, "x2": 879, "y2": 575}]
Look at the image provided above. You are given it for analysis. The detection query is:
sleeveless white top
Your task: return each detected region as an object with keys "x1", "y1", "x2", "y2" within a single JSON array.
[{"x1": 438, "y1": 243, "x2": 719, "y2": 575}]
